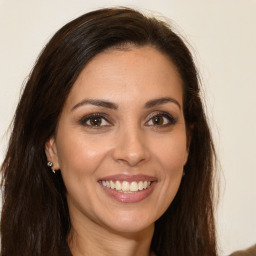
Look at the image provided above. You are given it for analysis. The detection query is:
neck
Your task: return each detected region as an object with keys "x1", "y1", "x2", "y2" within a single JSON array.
[{"x1": 68, "y1": 218, "x2": 154, "y2": 256}]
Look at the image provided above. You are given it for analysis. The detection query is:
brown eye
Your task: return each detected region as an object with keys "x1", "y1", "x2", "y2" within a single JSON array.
[
  {"x1": 89, "y1": 117, "x2": 102, "y2": 126},
  {"x1": 146, "y1": 113, "x2": 177, "y2": 127},
  {"x1": 79, "y1": 114, "x2": 110, "y2": 128},
  {"x1": 152, "y1": 115, "x2": 164, "y2": 125}
]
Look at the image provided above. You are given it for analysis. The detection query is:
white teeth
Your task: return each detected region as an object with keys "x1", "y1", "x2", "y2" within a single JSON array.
[
  {"x1": 110, "y1": 180, "x2": 115, "y2": 189},
  {"x1": 101, "y1": 180, "x2": 152, "y2": 192},
  {"x1": 115, "y1": 180, "x2": 122, "y2": 191},
  {"x1": 138, "y1": 181, "x2": 144, "y2": 190},
  {"x1": 122, "y1": 181, "x2": 130, "y2": 192},
  {"x1": 130, "y1": 181, "x2": 138, "y2": 192}
]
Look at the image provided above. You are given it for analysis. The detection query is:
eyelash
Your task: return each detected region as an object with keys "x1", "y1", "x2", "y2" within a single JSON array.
[
  {"x1": 79, "y1": 113, "x2": 111, "y2": 128},
  {"x1": 145, "y1": 112, "x2": 177, "y2": 127},
  {"x1": 78, "y1": 112, "x2": 177, "y2": 129}
]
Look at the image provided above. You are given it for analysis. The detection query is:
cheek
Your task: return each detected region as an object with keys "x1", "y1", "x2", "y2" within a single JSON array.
[
  {"x1": 151, "y1": 131, "x2": 188, "y2": 172},
  {"x1": 55, "y1": 131, "x2": 110, "y2": 177},
  {"x1": 147, "y1": 132, "x2": 187, "y2": 219}
]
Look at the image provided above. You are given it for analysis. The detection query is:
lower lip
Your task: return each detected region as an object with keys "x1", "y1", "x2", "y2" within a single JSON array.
[{"x1": 100, "y1": 182, "x2": 156, "y2": 203}]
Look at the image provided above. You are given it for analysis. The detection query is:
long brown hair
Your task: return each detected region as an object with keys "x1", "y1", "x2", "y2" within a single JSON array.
[{"x1": 1, "y1": 7, "x2": 217, "y2": 256}]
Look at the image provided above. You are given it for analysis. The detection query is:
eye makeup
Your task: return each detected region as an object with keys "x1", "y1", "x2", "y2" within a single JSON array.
[
  {"x1": 145, "y1": 110, "x2": 178, "y2": 128},
  {"x1": 78, "y1": 113, "x2": 112, "y2": 129}
]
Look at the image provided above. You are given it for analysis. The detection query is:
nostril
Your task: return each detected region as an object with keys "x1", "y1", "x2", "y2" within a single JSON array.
[
  {"x1": 116, "y1": 155, "x2": 146, "y2": 167},
  {"x1": 112, "y1": 139, "x2": 149, "y2": 167}
]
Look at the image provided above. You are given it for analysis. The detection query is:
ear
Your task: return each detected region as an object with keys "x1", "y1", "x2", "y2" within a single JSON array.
[{"x1": 45, "y1": 136, "x2": 60, "y2": 170}]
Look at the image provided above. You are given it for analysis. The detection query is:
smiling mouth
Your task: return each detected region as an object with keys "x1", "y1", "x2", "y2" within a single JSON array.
[{"x1": 101, "y1": 180, "x2": 152, "y2": 193}]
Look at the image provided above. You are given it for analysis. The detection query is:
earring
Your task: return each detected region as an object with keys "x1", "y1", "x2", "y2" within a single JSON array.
[
  {"x1": 182, "y1": 170, "x2": 185, "y2": 177},
  {"x1": 47, "y1": 161, "x2": 55, "y2": 174}
]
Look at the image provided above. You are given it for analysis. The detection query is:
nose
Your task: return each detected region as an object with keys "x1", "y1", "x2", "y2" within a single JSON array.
[{"x1": 112, "y1": 126, "x2": 149, "y2": 167}]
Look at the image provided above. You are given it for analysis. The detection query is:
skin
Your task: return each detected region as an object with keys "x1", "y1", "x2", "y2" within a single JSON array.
[{"x1": 46, "y1": 45, "x2": 189, "y2": 256}]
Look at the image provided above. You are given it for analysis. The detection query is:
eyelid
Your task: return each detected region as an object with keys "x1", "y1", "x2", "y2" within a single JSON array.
[
  {"x1": 78, "y1": 111, "x2": 177, "y2": 128},
  {"x1": 145, "y1": 111, "x2": 177, "y2": 126},
  {"x1": 79, "y1": 112, "x2": 112, "y2": 127}
]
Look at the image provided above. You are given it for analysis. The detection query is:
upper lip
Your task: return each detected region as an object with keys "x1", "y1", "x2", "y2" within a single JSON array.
[{"x1": 98, "y1": 174, "x2": 157, "y2": 182}]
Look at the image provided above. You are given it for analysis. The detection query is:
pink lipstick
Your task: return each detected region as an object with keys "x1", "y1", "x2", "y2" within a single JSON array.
[{"x1": 98, "y1": 174, "x2": 157, "y2": 203}]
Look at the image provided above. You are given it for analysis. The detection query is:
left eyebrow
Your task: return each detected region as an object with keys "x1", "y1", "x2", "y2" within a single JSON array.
[
  {"x1": 71, "y1": 99, "x2": 118, "y2": 112},
  {"x1": 144, "y1": 97, "x2": 181, "y2": 110}
]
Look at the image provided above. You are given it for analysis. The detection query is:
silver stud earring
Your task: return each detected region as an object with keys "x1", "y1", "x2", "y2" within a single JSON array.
[{"x1": 47, "y1": 161, "x2": 55, "y2": 174}]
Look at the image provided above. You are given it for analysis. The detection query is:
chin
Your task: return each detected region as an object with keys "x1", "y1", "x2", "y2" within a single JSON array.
[{"x1": 100, "y1": 210, "x2": 157, "y2": 235}]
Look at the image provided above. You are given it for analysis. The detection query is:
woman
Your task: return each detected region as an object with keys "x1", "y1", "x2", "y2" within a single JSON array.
[{"x1": 0, "y1": 7, "x2": 217, "y2": 256}]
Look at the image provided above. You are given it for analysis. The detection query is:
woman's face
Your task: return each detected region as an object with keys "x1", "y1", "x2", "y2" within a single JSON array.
[{"x1": 46, "y1": 46, "x2": 189, "y2": 234}]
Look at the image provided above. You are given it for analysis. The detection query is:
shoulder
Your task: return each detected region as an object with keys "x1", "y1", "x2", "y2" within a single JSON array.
[{"x1": 229, "y1": 244, "x2": 256, "y2": 256}]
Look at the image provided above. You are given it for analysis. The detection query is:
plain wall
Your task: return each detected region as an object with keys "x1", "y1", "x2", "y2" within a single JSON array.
[{"x1": 0, "y1": 0, "x2": 255, "y2": 255}]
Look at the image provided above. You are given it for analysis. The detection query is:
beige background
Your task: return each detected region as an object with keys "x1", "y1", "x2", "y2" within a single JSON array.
[{"x1": 0, "y1": 0, "x2": 255, "y2": 255}]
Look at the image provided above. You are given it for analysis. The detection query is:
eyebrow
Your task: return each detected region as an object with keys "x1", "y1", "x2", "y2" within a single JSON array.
[
  {"x1": 144, "y1": 97, "x2": 181, "y2": 109},
  {"x1": 71, "y1": 97, "x2": 181, "y2": 112},
  {"x1": 71, "y1": 99, "x2": 118, "y2": 111}
]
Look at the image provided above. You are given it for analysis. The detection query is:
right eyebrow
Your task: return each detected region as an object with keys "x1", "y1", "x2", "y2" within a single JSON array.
[
  {"x1": 71, "y1": 99, "x2": 118, "y2": 112},
  {"x1": 144, "y1": 97, "x2": 181, "y2": 110}
]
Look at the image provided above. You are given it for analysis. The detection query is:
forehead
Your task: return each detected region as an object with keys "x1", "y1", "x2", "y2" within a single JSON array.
[{"x1": 65, "y1": 45, "x2": 183, "y2": 109}]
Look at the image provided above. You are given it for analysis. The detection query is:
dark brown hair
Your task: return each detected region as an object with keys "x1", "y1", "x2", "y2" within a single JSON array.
[{"x1": 1, "y1": 7, "x2": 217, "y2": 256}]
